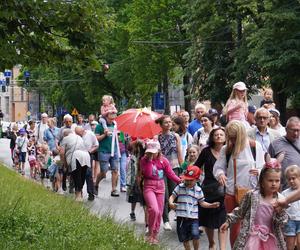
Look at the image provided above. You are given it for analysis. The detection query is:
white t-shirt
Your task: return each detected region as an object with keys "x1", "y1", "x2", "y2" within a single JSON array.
[
  {"x1": 35, "y1": 123, "x2": 49, "y2": 144},
  {"x1": 16, "y1": 136, "x2": 29, "y2": 152},
  {"x1": 82, "y1": 130, "x2": 99, "y2": 152},
  {"x1": 282, "y1": 187, "x2": 300, "y2": 220}
]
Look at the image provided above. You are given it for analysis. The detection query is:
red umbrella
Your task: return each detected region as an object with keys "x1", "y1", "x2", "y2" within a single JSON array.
[{"x1": 115, "y1": 108, "x2": 162, "y2": 139}]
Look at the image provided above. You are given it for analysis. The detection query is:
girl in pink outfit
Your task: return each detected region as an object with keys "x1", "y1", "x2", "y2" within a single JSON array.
[
  {"x1": 220, "y1": 154, "x2": 288, "y2": 250},
  {"x1": 99, "y1": 95, "x2": 118, "y2": 132},
  {"x1": 223, "y1": 82, "x2": 249, "y2": 127},
  {"x1": 140, "y1": 139, "x2": 181, "y2": 244}
]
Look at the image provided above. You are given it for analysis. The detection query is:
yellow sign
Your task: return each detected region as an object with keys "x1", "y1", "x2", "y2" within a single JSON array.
[
  {"x1": 71, "y1": 108, "x2": 79, "y2": 116},
  {"x1": 27, "y1": 111, "x2": 31, "y2": 116},
  {"x1": 17, "y1": 112, "x2": 21, "y2": 117}
]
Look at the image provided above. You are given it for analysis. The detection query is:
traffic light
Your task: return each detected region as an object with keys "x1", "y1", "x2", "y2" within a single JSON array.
[
  {"x1": 5, "y1": 77, "x2": 10, "y2": 86},
  {"x1": 1, "y1": 85, "x2": 6, "y2": 92},
  {"x1": 25, "y1": 77, "x2": 30, "y2": 85}
]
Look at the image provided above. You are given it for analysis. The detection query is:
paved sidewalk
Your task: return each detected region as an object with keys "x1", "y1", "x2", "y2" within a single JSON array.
[{"x1": 0, "y1": 138, "x2": 231, "y2": 249}]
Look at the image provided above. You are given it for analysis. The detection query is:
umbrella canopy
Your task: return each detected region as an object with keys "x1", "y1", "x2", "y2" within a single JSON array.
[{"x1": 115, "y1": 108, "x2": 162, "y2": 139}]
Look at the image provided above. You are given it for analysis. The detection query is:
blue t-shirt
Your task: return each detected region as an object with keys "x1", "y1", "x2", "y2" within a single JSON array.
[{"x1": 187, "y1": 119, "x2": 202, "y2": 136}]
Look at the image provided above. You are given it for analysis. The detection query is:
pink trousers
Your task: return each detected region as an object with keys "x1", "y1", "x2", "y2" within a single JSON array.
[{"x1": 143, "y1": 179, "x2": 165, "y2": 238}]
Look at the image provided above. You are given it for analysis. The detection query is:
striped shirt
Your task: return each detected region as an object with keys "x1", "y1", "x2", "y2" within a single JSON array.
[{"x1": 172, "y1": 183, "x2": 204, "y2": 219}]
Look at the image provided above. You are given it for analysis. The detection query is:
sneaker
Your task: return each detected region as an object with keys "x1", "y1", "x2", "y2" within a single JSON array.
[
  {"x1": 145, "y1": 226, "x2": 149, "y2": 235},
  {"x1": 111, "y1": 190, "x2": 120, "y2": 197},
  {"x1": 163, "y1": 222, "x2": 172, "y2": 231},
  {"x1": 94, "y1": 185, "x2": 98, "y2": 196},
  {"x1": 88, "y1": 194, "x2": 95, "y2": 201},
  {"x1": 130, "y1": 212, "x2": 136, "y2": 221},
  {"x1": 120, "y1": 187, "x2": 127, "y2": 192},
  {"x1": 150, "y1": 236, "x2": 159, "y2": 245},
  {"x1": 57, "y1": 188, "x2": 65, "y2": 195},
  {"x1": 75, "y1": 197, "x2": 83, "y2": 202}
]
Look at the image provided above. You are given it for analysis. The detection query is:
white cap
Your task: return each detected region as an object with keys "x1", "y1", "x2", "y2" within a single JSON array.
[{"x1": 233, "y1": 81, "x2": 247, "y2": 91}]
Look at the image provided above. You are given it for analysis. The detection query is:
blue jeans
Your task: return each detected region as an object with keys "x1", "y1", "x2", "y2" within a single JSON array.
[{"x1": 119, "y1": 152, "x2": 127, "y2": 188}]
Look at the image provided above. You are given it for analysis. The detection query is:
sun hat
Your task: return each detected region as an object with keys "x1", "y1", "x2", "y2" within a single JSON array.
[
  {"x1": 269, "y1": 108, "x2": 280, "y2": 117},
  {"x1": 91, "y1": 121, "x2": 98, "y2": 125},
  {"x1": 145, "y1": 139, "x2": 161, "y2": 154},
  {"x1": 248, "y1": 105, "x2": 257, "y2": 114},
  {"x1": 181, "y1": 165, "x2": 201, "y2": 180},
  {"x1": 233, "y1": 81, "x2": 247, "y2": 91}
]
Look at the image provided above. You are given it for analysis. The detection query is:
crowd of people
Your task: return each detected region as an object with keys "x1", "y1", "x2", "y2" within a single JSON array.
[{"x1": 5, "y1": 83, "x2": 300, "y2": 250}]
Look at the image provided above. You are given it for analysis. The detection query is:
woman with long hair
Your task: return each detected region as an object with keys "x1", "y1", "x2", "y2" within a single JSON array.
[
  {"x1": 172, "y1": 115, "x2": 193, "y2": 161},
  {"x1": 155, "y1": 115, "x2": 183, "y2": 231},
  {"x1": 213, "y1": 120, "x2": 265, "y2": 247}
]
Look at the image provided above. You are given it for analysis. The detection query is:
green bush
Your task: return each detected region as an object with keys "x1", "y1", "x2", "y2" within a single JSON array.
[{"x1": 0, "y1": 165, "x2": 157, "y2": 250}]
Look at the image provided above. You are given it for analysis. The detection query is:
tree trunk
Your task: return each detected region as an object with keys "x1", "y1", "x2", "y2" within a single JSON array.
[
  {"x1": 183, "y1": 73, "x2": 191, "y2": 114},
  {"x1": 272, "y1": 84, "x2": 287, "y2": 124},
  {"x1": 163, "y1": 73, "x2": 170, "y2": 115}
]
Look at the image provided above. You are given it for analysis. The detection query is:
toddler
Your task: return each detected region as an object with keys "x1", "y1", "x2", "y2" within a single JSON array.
[
  {"x1": 99, "y1": 95, "x2": 118, "y2": 132},
  {"x1": 260, "y1": 87, "x2": 275, "y2": 109},
  {"x1": 169, "y1": 165, "x2": 219, "y2": 250},
  {"x1": 27, "y1": 139, "x2": 37, "y2": 179},
  {"x1": 282, "y1": 165, "x2": 300, "y2": 250}
]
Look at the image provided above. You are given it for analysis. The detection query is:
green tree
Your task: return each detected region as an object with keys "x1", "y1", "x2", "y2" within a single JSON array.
[{"x1": 0, "y1": 0, "x2": 106, "y2": 70}]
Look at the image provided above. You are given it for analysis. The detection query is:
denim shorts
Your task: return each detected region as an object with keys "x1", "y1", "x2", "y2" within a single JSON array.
[
  {"x1": 177, "y1": 217, "x2": 199, "y2": 242},
  {"x1": 98, "y1": 152, "x2": 119, "y2": 173},
  {"x1": 284, "y1": 220, "x2": 300, "y2": 236},
  {"x1": 19, "y1": 152, "x2": 26, "y2": 163}
]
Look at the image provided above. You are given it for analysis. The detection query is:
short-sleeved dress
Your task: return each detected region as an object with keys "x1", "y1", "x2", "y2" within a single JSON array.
[
  {"x1": 194, "y1": 146, "x2": 226, "y2": 228},
  {"x1": 244, "y1": 199, "x2": 278, "y2": 250}
]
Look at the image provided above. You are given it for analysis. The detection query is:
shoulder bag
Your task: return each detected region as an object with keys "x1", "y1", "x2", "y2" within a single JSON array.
[{"x1": 234, "y1": 158, "x2": 250, "y2": 205}]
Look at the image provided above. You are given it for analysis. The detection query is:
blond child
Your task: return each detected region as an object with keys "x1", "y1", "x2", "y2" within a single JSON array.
[
  {"x1": 260, "y1": 87, "x2": 276, "y2": 109},
  {"x1": 169, "y1": 165, "x2": 219, "y2": 250},
  {"x1": 223, "y1": 82, "x2": 248, "y2": 127},
  {"x1": 27, "y1": 139, "x2": 37, "y2": 179},
  {"x1": 99, "y1": 95, "x2": 118, "y2": 132},
  {"x1": 282, "y1": 165, "x2": 300, "y2": 250}
]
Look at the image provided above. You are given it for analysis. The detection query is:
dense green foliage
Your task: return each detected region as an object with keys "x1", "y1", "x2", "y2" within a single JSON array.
[
  {"x1": 1, "y1": 0, "x2": 299, "y2": 117},
  {"x1": 0, "y1": 164, "x2": 156, "y2": 250}
]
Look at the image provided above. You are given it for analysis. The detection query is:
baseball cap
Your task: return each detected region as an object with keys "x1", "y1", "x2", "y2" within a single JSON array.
[
  {"x1": 269, "y1": 108, "x2": 280, "y2": 117},
  {"x1": 233, "y1": 81, "x2": 247, "y2": 91},
  {"x1": 145, "y1": 140, "x2": 161, "y2": 154},
  {"x1": 248, "y1": 105, "x2": 257, "y2": 114},
  {"x1": 208, "y1": 108, "x2": 218, "y2": 116},
  {"x1": 181, "y1": 165, "x2": 201, "y2": 180},
  {"x1": 19, "y1": 128, "x2": 26, "y2": 135}
]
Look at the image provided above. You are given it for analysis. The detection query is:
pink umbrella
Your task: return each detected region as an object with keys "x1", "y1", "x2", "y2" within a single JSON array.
[{"x1": 115, "y1": 108, "x2": 162, "y2": 139}]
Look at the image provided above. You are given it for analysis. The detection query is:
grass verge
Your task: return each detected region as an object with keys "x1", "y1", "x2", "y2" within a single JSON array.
[{"x1": 0, "y1": 164, "x2": 157, "y2": 250}]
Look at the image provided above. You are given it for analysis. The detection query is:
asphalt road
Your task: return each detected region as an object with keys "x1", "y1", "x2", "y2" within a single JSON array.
[{"x1": 0, "y1": 138, "x2": 230, "y2": 250}]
